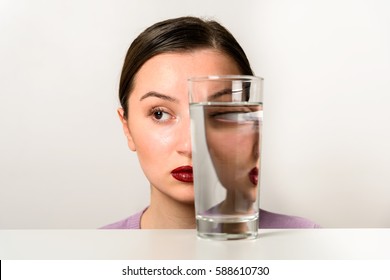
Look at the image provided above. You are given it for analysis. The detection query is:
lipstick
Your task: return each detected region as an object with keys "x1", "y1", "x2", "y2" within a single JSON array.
[
  {"x1": 171, "y1": 165, "x2": 193, "y2": 183},
  {"x1": 249, "y1": 167, "x2": 258, "y2": 185}
]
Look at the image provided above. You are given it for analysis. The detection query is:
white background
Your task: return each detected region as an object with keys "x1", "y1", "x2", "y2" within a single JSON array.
[{"x1": 0, "y1": 0, "x2": 389, "y2": 229}]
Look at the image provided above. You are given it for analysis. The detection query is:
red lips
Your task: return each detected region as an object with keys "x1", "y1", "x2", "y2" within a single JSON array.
[
  {"x1": 171, "y1": 165, "x2": 193, "y2": 183},
  {"x1": 249, "y1": 167, "x2": 258, "y2": 185}
]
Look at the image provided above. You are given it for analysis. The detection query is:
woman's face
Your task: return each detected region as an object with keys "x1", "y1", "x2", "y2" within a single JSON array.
[
  {"x1": 204, "y1": 104, "x2": 261, "y2": 204},
  {"x1": 119, "y1": 49, "x2": 241, "y2": 204}
]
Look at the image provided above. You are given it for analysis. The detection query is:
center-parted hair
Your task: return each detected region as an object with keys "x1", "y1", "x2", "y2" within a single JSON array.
[{"x1": 119, "y1": 16, "x2": 254, "y2": 118}]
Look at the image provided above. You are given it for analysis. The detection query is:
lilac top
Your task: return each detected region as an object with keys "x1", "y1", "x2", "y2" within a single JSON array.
[{"x1": 101, "y1": 208, "x2": 320, "y2": 229}]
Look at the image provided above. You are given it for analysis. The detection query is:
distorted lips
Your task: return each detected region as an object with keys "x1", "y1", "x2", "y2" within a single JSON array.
[
  {"x1": 248, "y1": 167, "x2": 258, "y2": 185},
  {"x1": 171, "y1": 165, "x2": 193, "y2": 183}
]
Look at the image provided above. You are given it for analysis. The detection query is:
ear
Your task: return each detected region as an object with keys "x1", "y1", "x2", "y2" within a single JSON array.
[{"x1": 117, "y1": 108, "x2": 136, "y2": 151}]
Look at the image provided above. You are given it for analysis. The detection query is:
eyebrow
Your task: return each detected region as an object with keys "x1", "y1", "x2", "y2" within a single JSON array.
[
  {"x1": 139, "y1": 91, "x2": 178, "y2": 103},
  {"x1": 208, "y1": 88, "x2": 233, "y2": 101},
  {"x1": 208, "y1": 86, "x2": 250, "y2": 102}
]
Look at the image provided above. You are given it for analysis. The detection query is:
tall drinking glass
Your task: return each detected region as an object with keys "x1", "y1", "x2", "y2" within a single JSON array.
[{"x1": 189, "y1": 75, "x2": 263, "y2": 240}]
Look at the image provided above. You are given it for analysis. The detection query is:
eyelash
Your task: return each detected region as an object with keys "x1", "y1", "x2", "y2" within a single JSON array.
[
  {"x1": 209, "y1": 110, "x2": 248, "y2": 118},
  {"x1": 209, "y1": 110, "x2": 261, "y2": 124}
]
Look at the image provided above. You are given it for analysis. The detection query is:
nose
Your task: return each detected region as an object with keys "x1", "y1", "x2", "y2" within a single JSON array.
[{"x1": 176, "y1": 115, "x2": 192, "y2": 159}]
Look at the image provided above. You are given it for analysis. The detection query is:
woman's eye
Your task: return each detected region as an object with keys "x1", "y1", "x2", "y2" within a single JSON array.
[
  {"x1": 151, "y1": 108, "x2": 172, "y2": 122},
  {"x1": 213, "y1": 112, "x2": 241, "y2": 122},
  {"x1": 212, "y1": 111, "x2": 262, "y2": 123}
]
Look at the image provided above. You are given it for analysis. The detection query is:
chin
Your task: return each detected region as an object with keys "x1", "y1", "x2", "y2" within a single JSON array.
[
  {"x1": 177, "y1": 194, "x2": 195, "y2": 205},
  {"x1": 173, "y1": 191, "x2": 195, "y2": 205}
]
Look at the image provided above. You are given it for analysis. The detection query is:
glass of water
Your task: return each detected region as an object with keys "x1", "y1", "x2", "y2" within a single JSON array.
[{"x1": 189, "y1": 75, "x2": 263, "y2": 240}]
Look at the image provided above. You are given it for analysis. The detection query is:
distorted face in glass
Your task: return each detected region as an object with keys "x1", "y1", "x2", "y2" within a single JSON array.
[{"x1": 204, "y1": 84, "x2": 262, "y2": 213}]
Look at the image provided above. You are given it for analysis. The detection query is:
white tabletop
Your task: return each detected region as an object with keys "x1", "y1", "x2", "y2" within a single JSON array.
[{"x1": 1, "y1": 229, "x2": 389, "y2": 260}]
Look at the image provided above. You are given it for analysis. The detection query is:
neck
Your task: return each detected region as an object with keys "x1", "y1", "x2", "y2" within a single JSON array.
[
  {"x1": 220, "y1": 191, "x2": 254, "y2": 214},
  {"x1": 141, "y1": 185, "x2": 196, "y2": 229}
]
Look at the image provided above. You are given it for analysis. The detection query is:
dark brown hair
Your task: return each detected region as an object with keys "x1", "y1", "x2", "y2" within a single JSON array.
[{"x1": 119, "y1": 16, "x2": 254, "y2": 118}]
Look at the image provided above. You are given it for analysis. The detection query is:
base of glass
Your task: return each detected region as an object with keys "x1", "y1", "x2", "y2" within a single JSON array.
[{"x1": 196, "y1": 215, "x2": 259, "y2": 240}]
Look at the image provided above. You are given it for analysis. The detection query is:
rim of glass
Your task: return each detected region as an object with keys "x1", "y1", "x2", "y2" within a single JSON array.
[{"x1": 188, "y1": 75, "x2": 263, "y2": 82}]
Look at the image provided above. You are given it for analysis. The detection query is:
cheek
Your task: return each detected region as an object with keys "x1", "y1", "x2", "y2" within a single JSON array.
[
  {"x1": 151, "y1": 124, "x2": 177, "y2": 146},
  {"x1": 133, "y1": 128, "x2": 175, "y2": 181},
  {"x1": 207, "y1": 130, "x2": 254, "y2": 161},
  {"x1": 135, "y1": 125, "x2": 176, "y2": 158}
]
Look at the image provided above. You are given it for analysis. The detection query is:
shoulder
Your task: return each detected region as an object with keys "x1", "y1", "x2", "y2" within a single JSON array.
[
  {"x1": 99, "y1": 209, "x2": 145, "y2": 229},
  {"x1": 259, "y1": 209, "x2": 320, "y2": 229}
]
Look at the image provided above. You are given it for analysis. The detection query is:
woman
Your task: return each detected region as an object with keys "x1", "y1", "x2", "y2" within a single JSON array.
[{"x1": 102, "y1": 16, "x2": 319, "y2": 229}]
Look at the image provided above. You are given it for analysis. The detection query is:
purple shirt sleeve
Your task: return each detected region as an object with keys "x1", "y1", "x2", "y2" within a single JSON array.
[
  {"x1": 100, "y1": 209, "x2": 143, "y2": 229},
  {"x1": 259, "y1": 209, "x2": 320, "y2": 228}
]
